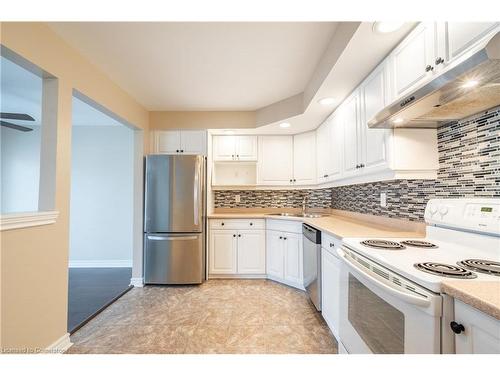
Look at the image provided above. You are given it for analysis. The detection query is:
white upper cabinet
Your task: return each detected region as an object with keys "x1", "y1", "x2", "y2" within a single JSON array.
[
  {"x1": 258, "y1": 136, "x2": 293, "y2": 185},
  {"x1": 317, "y1": 113, "x2": 342, "y2": 184},
  {"x1": 391, "y1": 22, "x2": 437, "y2": 98},
  {"x1": 213, "y1": 135, "x2": 258, "y2": 161},
  {"x1": 153, "y1": 130, "x2": 206, "y2": 155},
  {"x1": 155, "y1": 130, "x2": 181, "y2": 154},
  {"x1": 442, "y1": 22, "x2": 499, "y2": 65},
  {"x1": 341, "y1": 89, "x2": 361, "y2": 178},
  {"x1": 359, "y1": 62, "x2": 391, "y2": 174},
  {"x1": 293, "y1": 131, "x2": 316, "y2": 185}
]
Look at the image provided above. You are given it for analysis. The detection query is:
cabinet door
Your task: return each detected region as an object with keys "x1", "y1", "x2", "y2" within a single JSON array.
[
  {"x1": 237, "y1": 230, "x2": 265, "y2": 274},
  {"x1": 446, "y1": 22, "x2": 499, "y2": 63},
  {"x1": 293, "y1": 131, "x2": 316, "y2": 185},
  {"x1": 321, "y1": 248, "x2": 341, "y2": 337},
  {"x1": 329, "y1": 113, "x2": 343, "y2": 180},
  {"x1": 391, "y1": 22, "x2": 436, "y2": 98},
  {"x1": 360, "y1": 62, "x2": 391, "y2": 174},
  {"x1": 283, "y1": 232, "x2": 303, "y2": 287},
  {"x1": 180, "y1": 130, "x2": 206, "y2": 155},
  {"x1": 258, "y1": 136, "x2": 293, "y2": 185},
  {"x1": 342, "y1": 91, "x2": 361, "y2": 177},
  {"x1": 236, "y1": 136, "x2": 258, "y2": 161},
  {"x1": 209, "y1": 230, "x2": 237, "y2": 274},
  {"x1": 155, "y1": 131, "x2": 181, "y2": 154},
  {"x1": 213, "y1": 136, "x2": 237, "y2": 161},
  {"x1": 316, "y1": 119, "x2": 330, "y2": 183},
  {"x1": 454, "y1": 300, "x2": 500, "y2": 354},
  {"x1": 266, "y1": 230, "x2": 284, "y2": 279}
]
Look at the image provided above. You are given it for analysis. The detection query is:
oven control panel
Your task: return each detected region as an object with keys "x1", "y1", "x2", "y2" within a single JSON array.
[{"x1": 425, "y1": 198, "x2": 500, "y2": 235}]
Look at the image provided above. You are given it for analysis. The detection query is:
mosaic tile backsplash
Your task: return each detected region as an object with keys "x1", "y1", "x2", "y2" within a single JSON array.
[{"x1": 214, "y1": 106, "x2": 500, "y2": 221}]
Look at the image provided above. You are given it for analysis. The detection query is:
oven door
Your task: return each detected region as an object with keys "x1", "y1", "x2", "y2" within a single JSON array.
[{"x1": 337, "y1": 247, "x2": 442, "y2": 354}]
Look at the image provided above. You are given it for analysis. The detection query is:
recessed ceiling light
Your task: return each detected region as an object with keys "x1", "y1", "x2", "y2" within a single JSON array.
[
  {"x1": 393, "y1": 117, "x2": 404, "y2": 124},
  {"x1": 461, "y1": 80, "x2": 479, "y2": 89},
  {"x1": 373, "y1": 22, "x2": 405, "y2": 34},
  {"x1": 279, "y1": 122, "x2": 291, "y2": 128},
  {"x1": 318, "y1": 97, "x2": 336, "y2": 106},
  {"x1": 224, "y1": 130, "x2": 235, "y2": 135}
]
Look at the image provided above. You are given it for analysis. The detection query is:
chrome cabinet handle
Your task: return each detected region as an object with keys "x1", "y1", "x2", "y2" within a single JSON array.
[
  {"x1": 435, "y1": 57, "x2": 444, "y2": 65},
  {"x1": 425, "y1": 64, "x2": 434, "y2": 72}
]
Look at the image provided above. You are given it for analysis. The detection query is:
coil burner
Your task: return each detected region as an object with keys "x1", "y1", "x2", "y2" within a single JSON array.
[
  {"x1": 414, "y1": 262, "x2": 477, "y2": 279},
  {"x1": 360, "y1": 240, "x2": 405, "y2": 250},
  {"x1": 457, "y1": 259, "x2": 500, "y2": 276},
  {"x1": 400, "y1": 240, "x2": 438, "y2": 248}
]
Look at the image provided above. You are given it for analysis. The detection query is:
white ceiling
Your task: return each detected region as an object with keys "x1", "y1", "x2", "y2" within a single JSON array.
[
  {"x1": 48, "y1": 22, "x2": 338, "y2": 111},
  {"x1": 1, "y1": 56, "x2": 123, "y2": 128}
]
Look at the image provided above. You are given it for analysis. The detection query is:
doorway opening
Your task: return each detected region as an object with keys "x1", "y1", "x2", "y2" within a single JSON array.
[{"x1": 68, "y1": 94, "x2": 137, "y2": 333}]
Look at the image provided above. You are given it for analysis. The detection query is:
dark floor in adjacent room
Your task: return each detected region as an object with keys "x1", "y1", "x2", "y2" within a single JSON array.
[{"x1": 68, "y1": 267, "x2": 132, "y2": 333}]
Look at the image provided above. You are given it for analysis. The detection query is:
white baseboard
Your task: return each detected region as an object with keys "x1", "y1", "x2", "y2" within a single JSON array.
[
  {"x1": 130, "y1": 277, "x2": 144, "y2": 287},
  {"x1": 44, "y1": 333, "x2": 72, "y2": 354},
  {"x1": 68, "y1": 260, "x2": 132, "y2": 268}
]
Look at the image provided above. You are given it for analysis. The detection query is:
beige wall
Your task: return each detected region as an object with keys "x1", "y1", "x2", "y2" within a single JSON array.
[
  {"x1": 0, "y1": 22, "x2": 149, "y2": 350},
  {"x1": 150, "y1": 110, "x2": 256, "y2": 129}
]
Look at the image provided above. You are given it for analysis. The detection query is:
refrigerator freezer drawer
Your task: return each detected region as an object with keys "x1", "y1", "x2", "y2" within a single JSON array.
[{"x1": 144, "y1": 233, "x2": 203, "y2": 284}]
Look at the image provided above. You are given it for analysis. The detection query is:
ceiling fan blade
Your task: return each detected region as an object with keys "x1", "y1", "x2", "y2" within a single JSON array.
[
  {"x1": 0, "y1": 120, "x2": 33, "y2": 132},
  {"x1": 0, "y1": 112, "x2": 35, "y2": 121}
]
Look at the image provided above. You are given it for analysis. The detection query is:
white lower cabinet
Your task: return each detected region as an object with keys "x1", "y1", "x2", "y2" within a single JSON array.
[
  {"x1": 321, "y1": 233, "x2": 342, "y2": 340},
  {"x1": 266, "y1": 230, "x2": 285, "y2": 279},
  {"x1": 237, "y1": 230, "x2": 266, "y2": 274},
  {"x1": 453, "y1": 299, "x2": 500, "y2": 354},
  {"x1": 209, "y1": 230, "x2": 237, "y2": 274},
  {"x1": 266, "y1": 220, "x2": 304, "y2": 290},
  {"x1": 208, "y1": 219, "x2": 265, "y2": 277}
]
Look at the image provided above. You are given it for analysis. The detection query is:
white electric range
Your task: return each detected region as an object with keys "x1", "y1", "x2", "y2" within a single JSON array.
[{"x1": 337, "y1": 198, "x2": 500, "y2": 354}]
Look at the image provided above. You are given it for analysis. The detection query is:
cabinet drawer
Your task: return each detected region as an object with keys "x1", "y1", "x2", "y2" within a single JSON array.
[
  {"x1": 266, "y1": 219, "x2": 302, "y2": 234},
  {"x1": 322, "y1": 232, "x2": 341, "y2": 255},
  {"x1": 209, "y1": 219, "x2": 265, "y2": 230}
]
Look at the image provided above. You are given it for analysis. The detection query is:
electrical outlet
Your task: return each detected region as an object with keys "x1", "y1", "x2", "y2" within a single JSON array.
[
  {"x1": 380, "y1": 192, "x2": 387, "y2": 208},
  {"x1": 235, "y1": 194, "x2": 241, "y2": 203}
]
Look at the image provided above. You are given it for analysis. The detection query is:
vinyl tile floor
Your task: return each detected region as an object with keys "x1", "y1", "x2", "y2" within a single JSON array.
[{"x1": 67, "y1": 279, "x2": 338, "y2": 354}]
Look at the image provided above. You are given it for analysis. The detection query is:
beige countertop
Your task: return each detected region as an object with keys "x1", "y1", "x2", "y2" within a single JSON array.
[
  {"x1": 208, "y1": 212, "x2": 424, "y2": 239},
  {"x1": 442, "y1": 281, "x2": 500, "y2": 320}
]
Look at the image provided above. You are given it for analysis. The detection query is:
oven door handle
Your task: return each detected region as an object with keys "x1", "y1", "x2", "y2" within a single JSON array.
[{"x1": 337, "y1": 248, "x2": 431, "y2": 308}]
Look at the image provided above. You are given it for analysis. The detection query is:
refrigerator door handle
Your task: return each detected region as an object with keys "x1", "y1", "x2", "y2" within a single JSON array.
[
  {"x1": 147, "y1": 235, "x2": 199, "y2": 241},
  {"x1": 193, "y1": 157, "x2": 200, "y2": 226}
]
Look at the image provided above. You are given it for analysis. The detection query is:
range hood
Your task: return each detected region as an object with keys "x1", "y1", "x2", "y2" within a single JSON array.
[{"x1": 369, "y1": 31, "x2": 500, "y2": 129}]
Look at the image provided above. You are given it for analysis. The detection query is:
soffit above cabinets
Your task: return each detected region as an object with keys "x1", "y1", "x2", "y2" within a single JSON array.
[{"x1": 48, "y1": 21, "x2": 415, "y2": 134}]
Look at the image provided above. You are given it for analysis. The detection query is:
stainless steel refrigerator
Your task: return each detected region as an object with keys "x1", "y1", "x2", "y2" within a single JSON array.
[{"x1": 144, "y1": 154, "x2": 206, "y2": 284}]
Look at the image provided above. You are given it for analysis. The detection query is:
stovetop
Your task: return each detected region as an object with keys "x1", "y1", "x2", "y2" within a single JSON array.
[{"x1": 342, "y1": 226, "x2": 500, "y2": 293}]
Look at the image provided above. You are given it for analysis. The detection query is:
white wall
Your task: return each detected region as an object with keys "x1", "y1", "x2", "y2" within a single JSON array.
[
  {"x1": 69, "y1": 125, "x2": 134, "y2": 267},
  {"x1": 0, "y1": 126, "x2": 41, "y2": 213}
]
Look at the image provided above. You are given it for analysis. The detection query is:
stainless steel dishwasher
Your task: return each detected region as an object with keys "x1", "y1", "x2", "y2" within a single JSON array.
[{"x1": 302, "y1": 223, "x2": 322, "y2": 311}]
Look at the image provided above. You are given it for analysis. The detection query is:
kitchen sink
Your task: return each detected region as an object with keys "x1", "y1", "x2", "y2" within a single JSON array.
[{"x1": 268, "y1": 213, "x2": 324, "y2": 218}]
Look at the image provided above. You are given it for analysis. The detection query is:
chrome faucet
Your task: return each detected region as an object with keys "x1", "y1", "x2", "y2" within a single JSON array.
[{"x1": 302, "y1": 195, "x2": 308, "y2": 215}]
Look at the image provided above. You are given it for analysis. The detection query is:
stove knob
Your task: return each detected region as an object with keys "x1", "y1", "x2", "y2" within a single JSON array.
[
  {"x1": 439, "y1": 206, "x2": 449, "y2": 218},
  {"x1": 450, "y1": 321, "x2": 465, "y2": 334},
  {"x1": 429, "y1": 204, "x2": 438, "y2": 216}
]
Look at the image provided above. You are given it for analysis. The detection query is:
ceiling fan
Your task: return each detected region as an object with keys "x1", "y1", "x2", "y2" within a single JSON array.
[{"x1": 0, "y1": 112, "x2": 35, "y2": 132}]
